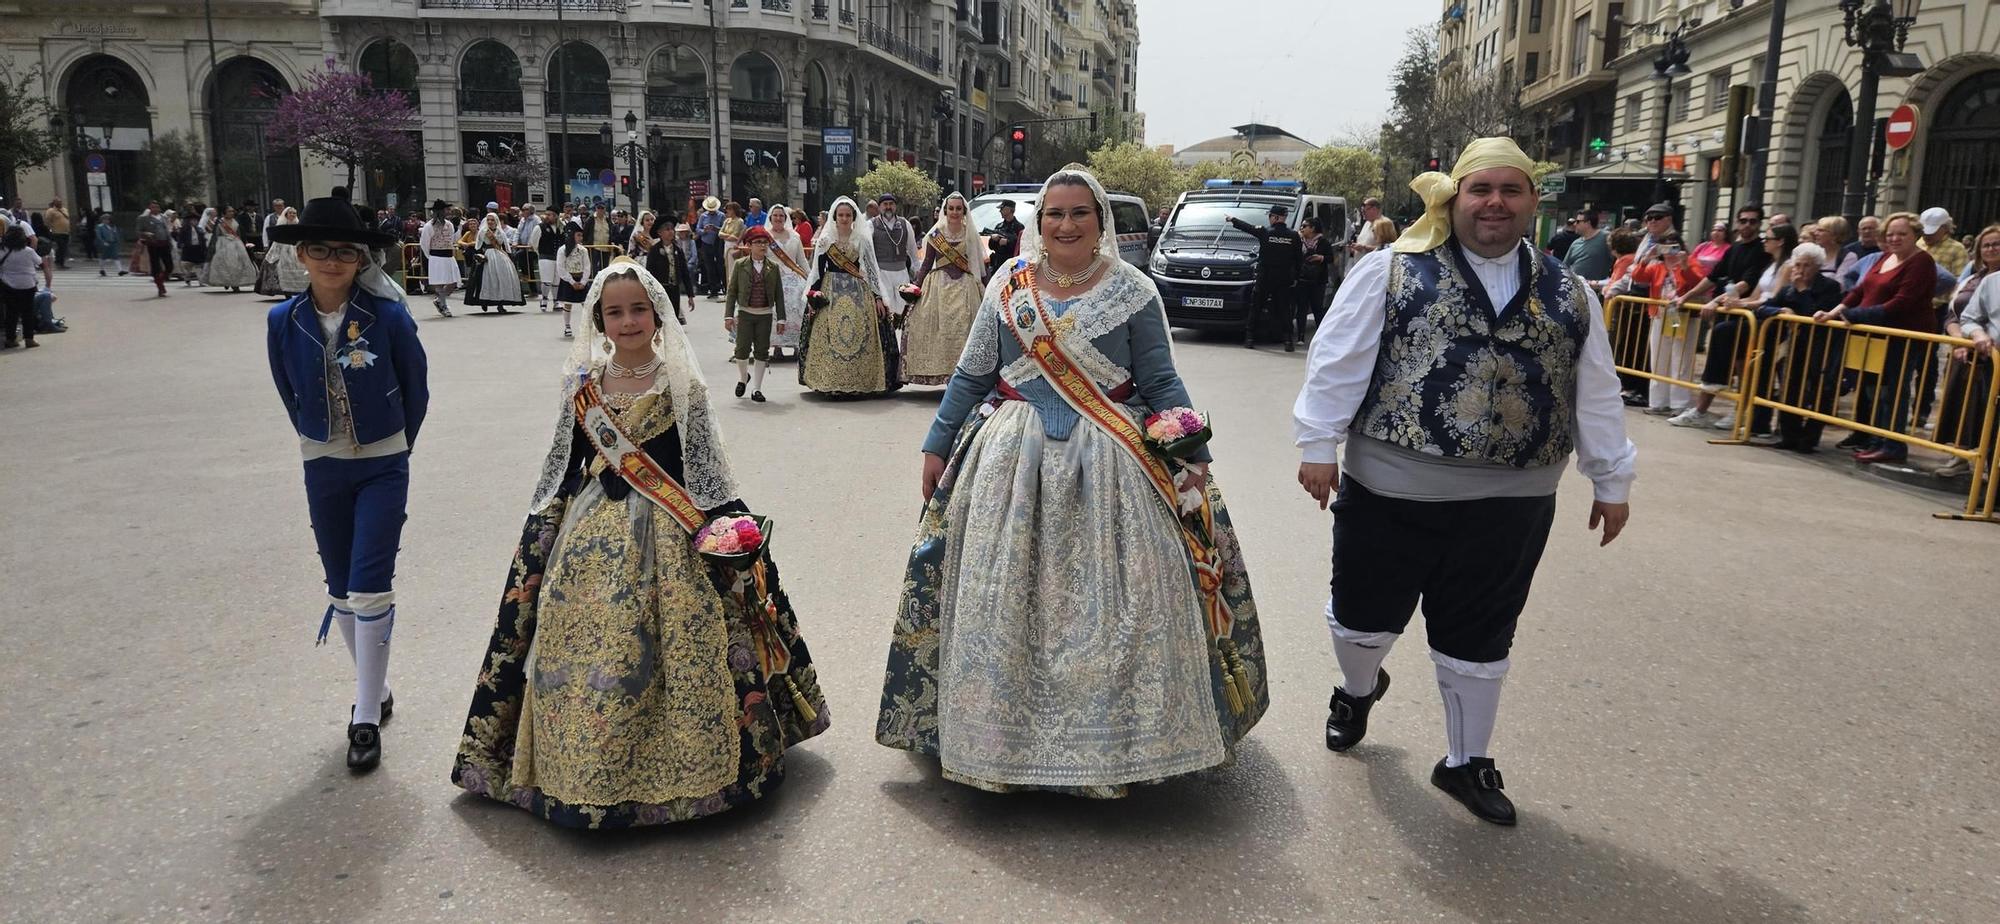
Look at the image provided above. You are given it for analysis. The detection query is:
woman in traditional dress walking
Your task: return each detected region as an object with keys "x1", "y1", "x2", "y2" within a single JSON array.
[
  {"x1": 418, "y1": 201, "x2": 459, "y2": 318},
  {"x1": 450, "y1": 257, "x2": 829, "y2": 828},
  {"x1": 899, "y1": 192, "x2": 987, "y2": 384},
  {"x1": 798, "y1": 197, "x2": 900, "y2": 395},
  {"x1": 876, "y1": 167, "x2": 1267, "y2": 797},
  {"x1": 257, "y1": 207, "x2": 310, "y2": 298},
  {"x1": 764, "y1": 206, "x2": 810, "y2": 359},
  {"x1": 465, "y1": 213, "x2": 524, "y2": 313},
  {"x1": 205, "y1": 206, "x2": 261, "y2": 291},
  {"x1": 555, "y1": 226, "x2": 591, "y2": 339},
  {"x1": 177, "y1": 206, "x2": 212, "y2": 287}
]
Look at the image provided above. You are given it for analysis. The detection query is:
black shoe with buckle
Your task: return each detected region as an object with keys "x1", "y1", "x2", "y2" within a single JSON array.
[
  {"x1": 346, "y1": 722, "x2": 382, "y2": 772},
  {"x1": 1324, "y1": 668, "x2": 1390, "y2": 752},
  {"x1": 735, "y1": 380, "x2": 747, "y2": 398},
  {"x1": 1431, "y1": 756, "x2": 1516, "y2": 825},
  {"x1": 751, "y1": 390, "x2": 767, "y2": 403}
]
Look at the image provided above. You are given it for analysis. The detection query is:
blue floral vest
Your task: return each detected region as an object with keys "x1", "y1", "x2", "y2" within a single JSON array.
[{"x1": 1354, "y1": 242, "x2": 1590, "y2": 469}]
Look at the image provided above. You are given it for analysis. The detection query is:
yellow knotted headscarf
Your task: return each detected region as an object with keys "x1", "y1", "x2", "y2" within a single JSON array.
[{"x1": 1392, "y1": 137, "x2": 1539, "y2": 254}]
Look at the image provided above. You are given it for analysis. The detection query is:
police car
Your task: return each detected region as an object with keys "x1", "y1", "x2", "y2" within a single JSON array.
[
  {"x1": 968, "y1": 185, "x2": 1156, "y2": 270},
  {"x1": 1150, "y1": 180, "x2": 1348, "y2": 331}
]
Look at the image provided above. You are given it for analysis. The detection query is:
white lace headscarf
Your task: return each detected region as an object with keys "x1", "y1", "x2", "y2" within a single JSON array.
[
  {"x1": 1016, "y1": 166, "x2": 1122, "y2": 268},
  {"x1": 804, "y1": 196, "x2": 883, "y2": 295},
  {"x1": 529, "y1": 257, "x2": 739, "y2": 514},
  {"x1": 198, "y1": 208, "x2": 218, "y2": 237},
  {"x1": 478, "y1": 213, "x2": 506, "y2": 250},
  {"x1": 923, "y1": 192, "x2": 989, "y2": 281}
]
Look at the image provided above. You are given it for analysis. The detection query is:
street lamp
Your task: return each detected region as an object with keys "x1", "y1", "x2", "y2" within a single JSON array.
[
  {"x1": 1651, "y1": 24, "x2": 1692, "y2": 204},
  {"x1": 1838, "y1": 0, "x2": 1923, "y2": 226},
  {"x1": 603, "y1": 111, "x2": 655, "y2": 217}
]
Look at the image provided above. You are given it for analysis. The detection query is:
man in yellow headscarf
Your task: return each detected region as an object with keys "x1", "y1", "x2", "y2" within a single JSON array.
[{"x1": 1288, "y1": 137, "x2": 1638, "y2": 825}]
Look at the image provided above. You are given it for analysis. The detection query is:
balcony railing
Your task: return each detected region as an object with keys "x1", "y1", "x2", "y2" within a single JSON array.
[
  {"x1": 544, "y1": 89, "x2": 611, "y2": 116},
  {"x1": 458, "y1": 88, "x2": 524, "y2": 115},
  {"x1": 840, "y1": 8, "x2": 854, "y2": 24},
  {"x1": 803, "y1": 105, "x2": 834, "y2": 128},
  {"x1": 861, "y1": 18, "x2": 942, "y2": 74},
  {"x1": 760, "y1": 0, "x2": 792, "y2": 10},
  {"x1": 811, "y1": 1, "x2": 827, "y2": 17},
  {"x1": 730, "y1": 98, "x2": 786, "y2": 125},
  {"x1": 645, "y1": 93, "x2": 709, "y2": 121},
  {"x1": 421, "y1": 0, "x2": 624, "y2": 10}
]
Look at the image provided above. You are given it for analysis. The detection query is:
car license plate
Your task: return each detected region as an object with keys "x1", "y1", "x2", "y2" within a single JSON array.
[{"x1": 1182, "y1": 296, "x2": 1224, "y2": 309}]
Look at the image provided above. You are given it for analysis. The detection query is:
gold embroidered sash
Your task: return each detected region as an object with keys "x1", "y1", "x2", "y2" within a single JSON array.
[
  {"x1": 572, "y1": 377, "x2": 706, "y2": 536},
  {"x1": 927, "y1": 232, "x2": 972, "y2": 275},
  {"x1": 824, "y1": 245, "x2": 864, "y2": 279},
  {"x1": 996, "y1": 266, "x2": 1251, "y2": 712},
  {"x1": 572, "y1": 375, "x2": 817, "y2": 721},
  {"x1": 770, "y1": 245, "x2": 807, "y2": 278}
]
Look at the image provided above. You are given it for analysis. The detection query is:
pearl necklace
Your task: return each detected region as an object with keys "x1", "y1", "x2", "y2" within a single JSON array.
[
  {"x1": 1040, "y1": 253, "x2": 1102, "y2": 288},
  {"x1": 607, "y1": 355, "x2": 661, "y2": 378}
]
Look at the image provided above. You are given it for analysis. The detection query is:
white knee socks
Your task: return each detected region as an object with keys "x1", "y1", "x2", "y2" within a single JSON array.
[
  {"x1": 753, "y1": 360, "x2": 768, "y2": 393},
  {"x1": 1433, "y1": 650, "x2": 1508, "y2": 767},
  {"x1": 736, "y1": 358, "x2": 751, "y2": 384},
  {"x1": 1328, "y1": 604, "x2": 1397, "y2": 697},
  {"x1": 347, "y1": 593, "x2": 395, "y2": 726}
]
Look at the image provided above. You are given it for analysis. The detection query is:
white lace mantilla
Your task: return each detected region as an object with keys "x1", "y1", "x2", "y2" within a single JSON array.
[{"x1": 959, "y1": 260, "x2": 1164, "y2": 393}]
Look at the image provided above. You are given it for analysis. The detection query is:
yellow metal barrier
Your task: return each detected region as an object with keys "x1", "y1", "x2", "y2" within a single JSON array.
[
  {"x1": 1742, "y1": 314, "x2": 2000, "y2": 522},
  {"x1": 1603, "y1": 294, "x2": 1761, "y2": 443},
  {"x1": 400, "y1": 243, "x2": 428, "y2": 293}
]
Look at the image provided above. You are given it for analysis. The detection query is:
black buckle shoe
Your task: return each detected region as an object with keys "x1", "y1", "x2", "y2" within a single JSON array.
[
  {"x1": 751, "y1": 390, "x2": 767, "y2": 403},
  {"x1": 1324, "y1": 668, "x2": 1390, "y2": 752},
  {"x1": 735, "y1": 380, "x2": 748, "y2": 398},
  {"x1": 1431, "y1": 757, "x2": 1516, "y2": 825},
  {"x1": 346, "y1": 722, "x2": 382, "y2": 772}
]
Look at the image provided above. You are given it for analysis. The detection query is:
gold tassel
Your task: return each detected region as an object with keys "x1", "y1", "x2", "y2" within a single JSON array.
[
  {"x1": 1221, "y1": 639, "x2": 1255, "y2": 710},
  {"x1": 1216, "y1": 648, "x2": 1244, "y2": 715},
  {"x1": 784, "y1": 674, "x2": 819, "y2": 725}
]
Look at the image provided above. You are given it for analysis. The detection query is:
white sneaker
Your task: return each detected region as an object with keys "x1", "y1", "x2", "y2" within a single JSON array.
[
  {"x1": 1713, "y1": 415, "x2": 1737, "y2": 430},
  {"x1": 1668, "y1": 409, "x2": 1716, "y2": 428}
]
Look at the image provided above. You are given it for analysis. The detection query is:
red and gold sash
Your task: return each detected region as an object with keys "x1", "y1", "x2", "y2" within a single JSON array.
[
  {"x1": 572, "y1": 377, "x2": 706, "y2": 536},
  {"x1": 824, "y1": 245, "x2": 863, "y2": 279},
  {"x1": 996, "y1": 265, "x2": 1250, "y2": 711},
  {"x1": 770, "y1": 245, "x2": 807, "y2": 279},
  {"x1": 927, "y1": 231, "x2": 972, "y2": 274},
  {"x1": 572, "y1": 375, "x2": 818, "y2": 722}
]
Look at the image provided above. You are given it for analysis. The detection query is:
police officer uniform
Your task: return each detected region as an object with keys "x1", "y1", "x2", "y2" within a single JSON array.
[
  {"x1": 1228, "y1": 206, "x2": 1304, "y2": 350},
  {"x1": 266, "y1": 195, "x2": 430, "y2": 772}
]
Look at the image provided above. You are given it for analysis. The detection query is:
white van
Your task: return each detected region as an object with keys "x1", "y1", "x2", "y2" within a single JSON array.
[{"x1": 968, "y1": 185, "x2": 1155, "y2": 269}]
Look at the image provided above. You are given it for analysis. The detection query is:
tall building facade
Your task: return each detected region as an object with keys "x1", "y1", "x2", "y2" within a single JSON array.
[
  {"x1": 1438, "y1": 0, "x2": 2000, "y2": 232},
  {"x1": 3, "y1": 0, "x2": 1130, "y2": 219}
]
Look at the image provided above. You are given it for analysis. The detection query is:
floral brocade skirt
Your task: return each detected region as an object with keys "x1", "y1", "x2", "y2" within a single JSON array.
[
  {"x1": 452, "y1": 482, "x2": 829, "y2": 829},
  {"x1": 876, "y1": 402, "x2": 1268, "y2": 797},
  {"x1": 798, "y1": 273, "x2": 900, "y2": 395},
  {"x1": 900, "y1": 271, "x2": 981, "y2": 385}
]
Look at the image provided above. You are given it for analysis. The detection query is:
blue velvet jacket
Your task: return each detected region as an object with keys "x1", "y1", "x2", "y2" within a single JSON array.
[{"x1": 266, "y1": 287, "x2": 429, "y2": 446}]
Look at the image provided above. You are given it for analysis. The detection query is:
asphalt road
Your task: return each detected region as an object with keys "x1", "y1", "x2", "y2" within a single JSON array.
[{"x1": 4, "y1": 271, "x2": 1997, "y2": 923}]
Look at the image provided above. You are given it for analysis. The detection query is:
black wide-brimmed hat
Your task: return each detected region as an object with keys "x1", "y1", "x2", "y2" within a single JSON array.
[{"x1": 268, "y1": 195, "x2": 398, "y2": 247}]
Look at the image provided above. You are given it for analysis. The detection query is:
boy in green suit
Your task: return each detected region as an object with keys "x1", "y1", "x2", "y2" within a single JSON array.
[{"x1": 726, "y1": 226, "x2": 787, "y2": 402}]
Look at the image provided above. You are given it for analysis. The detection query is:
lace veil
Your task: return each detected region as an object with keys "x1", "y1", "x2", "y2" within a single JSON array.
[
  {"x1": 804, "y1": 196, "x2": 884, "y2": 296},
  {"x1": 923, "y1": 192, "x2": 989, "y2": 280},
  {"x1": 527, "y1": 258, "x2": 740, "y2": 514}
]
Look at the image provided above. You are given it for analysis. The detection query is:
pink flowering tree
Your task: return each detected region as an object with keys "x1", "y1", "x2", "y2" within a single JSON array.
[{"x1": 264, "y1": 59, "x2": 420, "y2": 192}]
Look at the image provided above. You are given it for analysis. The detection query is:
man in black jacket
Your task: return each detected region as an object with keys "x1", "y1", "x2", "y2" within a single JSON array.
[
  {"x1": 1227, "y1": 204, "x2": 1303, "y2": 351},
  {"x1": 984, "y1": 199, "x2": 1025, "y2": 273}
]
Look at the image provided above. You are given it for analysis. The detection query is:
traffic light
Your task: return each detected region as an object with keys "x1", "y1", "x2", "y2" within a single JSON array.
[
  {"x1": 1009, "y1": 125, "x2": 1028, "y2": 174},
  {"x1": 619, "y1": 175, "x2": 633, "y2": 196},
  {"x1": 1425, "y1": 155, "x2": 1442, "y2": 172}
]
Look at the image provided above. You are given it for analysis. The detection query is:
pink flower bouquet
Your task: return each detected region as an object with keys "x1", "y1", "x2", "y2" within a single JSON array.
[
  {"x1": 1143, "y1": 407, "x2": 1212, "y2": 458},
  {"x1": 694, "y1": 514, "x2": 771, "y2": 567}
]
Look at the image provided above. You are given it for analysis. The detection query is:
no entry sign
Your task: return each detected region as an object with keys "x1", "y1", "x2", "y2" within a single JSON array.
[{"x1": 1885, "y1": 104, "x2": 1919, "y2": 151}]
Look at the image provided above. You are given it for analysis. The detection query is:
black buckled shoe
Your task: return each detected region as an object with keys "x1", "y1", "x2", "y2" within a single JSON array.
[
  {"x1": 751, "y1": 390, "x2": 767, "y2": 403},
  {"x1": 346, "y1": 723, "x2": 382, "y2": 772},
  {"x1": 1324, "y1": 668, "x2": 1390, "y2": 752},
  {"x1": 1431, "y1": 757, "x2": 1516, "y2": 825},
  {"x1": 735, "y1": 380, "x2": 747, "y2": 398}
]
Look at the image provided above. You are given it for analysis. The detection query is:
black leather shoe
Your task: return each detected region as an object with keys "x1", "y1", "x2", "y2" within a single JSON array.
[
  {"x1": 1431, "y1": 757, "x2": 1516, "y2": 825},
  {"x1": 751, "y1": 390, "x2": 767, "y2": 403},
  {"x1": 346, "y1": 723, "x2": 382, "y2": 772},
  {"x1": 1284, "y1": 338, "x2": 1296, "y2": 352},
  {"x1": 1324, "y1": 668, "x2": 1390, "y2": 752},
  {"x1": 1835, "y1": 432, "x2": 1869, "y2": 450},
  {"x1": 735, "y1": 380, "x2": 747, "y2": 398}
]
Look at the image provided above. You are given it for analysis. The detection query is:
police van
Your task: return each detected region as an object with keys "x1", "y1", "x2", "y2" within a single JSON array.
[
  {"x1": 1149, "y1": 180, "x2": 1347, "y2": 331},
  {"x1": 968, "y1": 184, "x2": 1156, "y2": 270}
]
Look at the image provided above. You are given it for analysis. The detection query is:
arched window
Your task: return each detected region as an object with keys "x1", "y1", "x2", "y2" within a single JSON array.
[
  {"x1": 207, "y1": 57, "x2": 301, "y2": 209},
  {"x1": 729, "y1": 52, "x2": 784, "y2": 125},
  {"x1": 805, "y1": 62, "x2": 830, "y2": 128},
  {"x1": 645, "y1": 45, "x2": 708, "y2": 122},
  {"x1": 1922, "y1": 69, "x2": 2000, "y2": 236},
  {"x1": 61, "y1": 54, "x2": 150, "y2": 218},
  {"x1": 546, "y1": 42, "x2": 610, "y2": 116},
  {"x1": 1809, "y1": 86, "x2": 1853, "y2": 221},
  {"x1": 459, "y1": 41, "x2": 522, "y2": 115},
  {"x1": 359, "y1": 39, "x2": 419, "y2": 102}
]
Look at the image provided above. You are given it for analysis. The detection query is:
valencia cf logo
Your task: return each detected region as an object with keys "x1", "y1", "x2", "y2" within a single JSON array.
[{"x1": 1200, "y1": 266, "x2": 1212, "y2": 279}]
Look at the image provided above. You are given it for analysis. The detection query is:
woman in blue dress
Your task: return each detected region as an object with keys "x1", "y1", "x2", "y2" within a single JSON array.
[{"x1": 875, "y1": 168, "x2": 1267, "y2": 797}]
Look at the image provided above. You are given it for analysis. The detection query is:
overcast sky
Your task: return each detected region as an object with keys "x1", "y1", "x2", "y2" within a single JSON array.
[{"x1": 1134, "y1": 1, "x2": 1438, "y2": 150}]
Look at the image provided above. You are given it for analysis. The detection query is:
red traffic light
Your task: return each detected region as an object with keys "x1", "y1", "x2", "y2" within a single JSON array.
[
  {"x1": 1425, "y1": 157, "x2": 1441, "y2": 171},
  {"x1": 1011, "y1": 128, "x2": 1027, "y2": 143}
]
